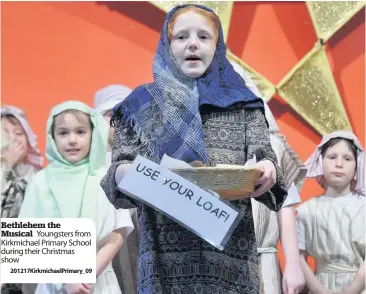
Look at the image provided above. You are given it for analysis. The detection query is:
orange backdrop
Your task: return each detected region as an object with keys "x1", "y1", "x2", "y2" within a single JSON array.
[{"x1": 2, "y1": 1, "x2": 365, "y2": 271}]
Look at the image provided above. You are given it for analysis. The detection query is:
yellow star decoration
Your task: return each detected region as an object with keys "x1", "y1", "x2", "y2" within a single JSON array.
[
  {"x1": 277, "y1": 43, "x2": 351, "y2": 135},
  {"x1": 150, "y1": 1, "x2": 359, "y2": 135},
  {"x1": 306, "y1": 1, "x2": 365, "y2": 42}
]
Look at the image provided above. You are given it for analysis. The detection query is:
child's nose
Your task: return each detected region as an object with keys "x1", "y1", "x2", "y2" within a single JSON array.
[
  {"x1": 335, "y1": 157, "x2": 344, "y2": 167},
  {"x1": 8, "y1": 132, "x2": 16, "y2": 142},
  {"x1": 188, "y1": 37, "x2": 199, "y2": 50},
  {"x1": 68, "y1": 133, "x2": 77, "y2": 144}
]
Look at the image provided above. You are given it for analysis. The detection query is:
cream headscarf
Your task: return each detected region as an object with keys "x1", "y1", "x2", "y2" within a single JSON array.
[
  {"x1": 0, "y1": 105, "x2": 44, "y2": 169},
  {"x1": 305, "y1": 130, "x2": 365, "y2": 196},
  {"x1": 94, "y1": 84, "x2": 132, "y2": 115},
  {"x1": 230, "y1": 60, "x2": 306, "y2": 190}
]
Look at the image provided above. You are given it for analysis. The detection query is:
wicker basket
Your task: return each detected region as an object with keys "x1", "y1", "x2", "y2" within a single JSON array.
[{"x1": 172, "y1": 165, "x2": 262, "y2": 200}]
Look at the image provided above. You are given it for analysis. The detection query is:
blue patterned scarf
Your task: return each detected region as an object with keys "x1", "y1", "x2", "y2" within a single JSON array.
[{"x1": 113, "y1": 4, "x2": 264, "y2": 164}]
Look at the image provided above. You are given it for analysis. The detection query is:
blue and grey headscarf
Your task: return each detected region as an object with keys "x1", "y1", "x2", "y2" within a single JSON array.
[{"x1": 113, "y1": 4, "x2": 265, "y2": 164}]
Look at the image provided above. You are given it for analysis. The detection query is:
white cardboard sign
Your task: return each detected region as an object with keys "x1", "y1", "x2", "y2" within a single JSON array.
[{"x1": 117, "y1": 155, "x2": 242, "y2": 249}]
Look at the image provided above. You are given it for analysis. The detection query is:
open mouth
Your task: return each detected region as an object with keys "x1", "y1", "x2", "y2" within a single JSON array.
[
  {"x1": 185, "y1": 56, "x2": 201, "y2": 62},
  {"x1": 66, "y1": 149, "x2": 80, "y2": 153}
]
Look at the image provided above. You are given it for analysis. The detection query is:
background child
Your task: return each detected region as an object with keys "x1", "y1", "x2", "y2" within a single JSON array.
[
  {"x1": 19, "y1": 101, "x2": 134, "y2": 294},
  {"x1": 94, "y1": 85, "x2": 139, "y2": 294},
  {"x1": 1, "y1": 105, "x2": 44, "y2": 294},
  {"x1": 94, "y1": 84, "x2": 132, "y2": 164},
  {"x1": 1, "y1": 105, "x2": 43, "y2": 218},
  {"x1": 296, "y1": 131, "x2": 365, "y2": 294}
]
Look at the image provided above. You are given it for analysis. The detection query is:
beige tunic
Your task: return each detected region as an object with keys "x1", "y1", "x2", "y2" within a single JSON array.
[
  {"x1": 251, "y1": 198, "x2": 281, "y2": 294},
  {"x1": 251, "y1": 134, "x2": 303, "y2": 294},
  {"x1": 296, "y1": 194, "x2": 365, "y2": 293}
]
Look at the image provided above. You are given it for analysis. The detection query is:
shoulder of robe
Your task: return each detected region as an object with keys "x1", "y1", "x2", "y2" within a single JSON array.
[
  {"x1": 296, "y1": 195, "x2": 323, "y2": 217},
  {"x1": 29, "y1": 169, "x2": 47, "y2": 185}
]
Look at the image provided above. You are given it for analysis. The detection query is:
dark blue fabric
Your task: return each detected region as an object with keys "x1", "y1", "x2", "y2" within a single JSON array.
[{"x1": 113, "y1": 4, "x2": 265, "y2": 164}]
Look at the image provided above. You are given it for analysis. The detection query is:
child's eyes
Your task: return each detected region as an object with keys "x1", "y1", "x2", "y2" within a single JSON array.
[
  {"x1": 174, "y1": 34, "x2": 210, "y2": 41},
  {"x1": 176, "y1": 35, "x2": 186, "y2": 40},
  {"x1": 57, "y1": 130, "x2": 86, "y2": 136}
]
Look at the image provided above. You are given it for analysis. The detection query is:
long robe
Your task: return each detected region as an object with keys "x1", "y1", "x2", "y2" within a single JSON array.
[{"x1": 102, "y1": 107, "x2": 287, "y2": 294}]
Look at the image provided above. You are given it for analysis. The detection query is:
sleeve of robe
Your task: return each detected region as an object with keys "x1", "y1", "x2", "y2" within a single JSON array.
[
  {"x1": 1, "y1": 169, "x2": 28, "y2": 218},
  {"x1": 101, "y1": 117, "x2": 141, "y2": 210},
  {"x1": 244, "y1": 109, "x2": 287, "y2": 212}
]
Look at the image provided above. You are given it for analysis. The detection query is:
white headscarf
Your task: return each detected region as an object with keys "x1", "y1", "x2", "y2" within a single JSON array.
[
  {"x1": 0, "y1": 105, "x2": 44, "y2": 169},
  {"x1": 305, "y1": 130, "x2": 365, "y2": 196},
  {"x1": 94, "y1": 84, "x2": 132, "y2": 115}
]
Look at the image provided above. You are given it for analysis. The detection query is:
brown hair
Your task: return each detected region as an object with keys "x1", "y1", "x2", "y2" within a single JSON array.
[
  {"x1": 167, "y1": 6, "x2": 220, "y2": 44},
  {"x1": 52, "y1": 110, "x2": 92, "y2": 137},
  {"x1": 1, "y1": 114, "x2": 22, "y2": 127},
  {"x1": 321, "y1": 137, "x2": 358, "y2": 167}
]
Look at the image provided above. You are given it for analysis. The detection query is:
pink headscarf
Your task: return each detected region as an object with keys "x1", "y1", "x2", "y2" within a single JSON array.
[
  {"x1": 305, "y1": 130, "x2": 365, "y2": 196},
  {"x1": 0, "y1": 105, "x2": 44, "y2": 169}
]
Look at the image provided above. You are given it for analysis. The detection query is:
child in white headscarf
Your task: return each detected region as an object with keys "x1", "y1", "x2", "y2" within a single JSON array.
[
  {"x1": 94, "y1": 85, "x2": 139, "y2": 294},
  {"x1": 94, "y1": 85, "x2": 132, "y2": 165},
  {"x1": 231, "y1": 60, "x2": 306, "y2": 294},
  {"x1": 296, "y1": 131, "x2": 365, "y2": 294}
]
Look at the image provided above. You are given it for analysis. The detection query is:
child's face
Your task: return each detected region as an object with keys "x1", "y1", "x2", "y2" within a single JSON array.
[
  {"x1": 53, "y1": 112, "x2": 92, "y2": 163},
  {"x1": 103, "y1": 110, "x2": 114, "y2": 148},
  {"x1": 1, "y1": 117, "x2": 28, "y2": 159},
  {"x1": 170, "y1": 11, "x2": 217, "y2": 79},
  {"x1": 322, "y1": 140, "x2": 356, "y2": 190}
]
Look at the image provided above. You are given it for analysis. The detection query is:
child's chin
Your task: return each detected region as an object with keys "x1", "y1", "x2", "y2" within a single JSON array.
[
  {"x1": 185, "y1": 70, "x2": 204, "y2": 79},
  {"x1": 64, "y1": 155, "x2": 82, "y2": 163},
  {"x1": 330, "y1": 180, "x2": 348, "y2": 187}
]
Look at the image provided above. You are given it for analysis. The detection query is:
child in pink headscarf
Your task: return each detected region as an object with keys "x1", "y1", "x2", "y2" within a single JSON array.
[
  {"x1": 1, "y1": 105, "x2": 44, "y2": 294},
  {"x1": 0, "y1": 105, "x2": 43, "y2": 218},
  {"x1": 296, "y1": 131, "x2": 365, "y2": 294}
]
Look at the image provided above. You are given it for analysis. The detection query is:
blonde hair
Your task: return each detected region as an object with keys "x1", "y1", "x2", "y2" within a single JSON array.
[{"x1": 167, "y1": 6, "x2": 220, "y2": 44}]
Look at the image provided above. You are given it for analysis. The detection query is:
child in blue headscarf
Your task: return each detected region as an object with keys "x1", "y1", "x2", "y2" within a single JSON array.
[{"x1": 102, "y1": 5, "x2": 287, "y2": 294}]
